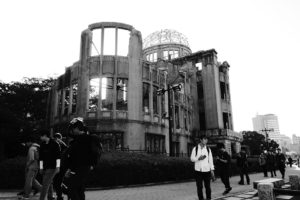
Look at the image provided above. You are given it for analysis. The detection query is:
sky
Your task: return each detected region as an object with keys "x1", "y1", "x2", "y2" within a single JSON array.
[{"x1": 1, "y1": 0, "x2": 300, "y2": 138}]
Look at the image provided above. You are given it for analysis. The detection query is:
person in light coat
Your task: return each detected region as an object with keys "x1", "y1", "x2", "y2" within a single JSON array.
[{"x1": 190, "y1": 135, "x2": 215, "y2": 200}]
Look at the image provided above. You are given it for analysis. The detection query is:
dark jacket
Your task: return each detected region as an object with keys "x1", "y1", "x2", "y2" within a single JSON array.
[
  {"x1": 40, "y1": 139, "x2": 61, "y2": 169},
  {"x1": 67, "y1": 134, "x2": 101, "y2": 170},
  {"x1": 217, "y1": 150, "x2": 231, "y2": 173},
  {"x1": 237, "y1": 152, "x2": 248, "y2": 168}
]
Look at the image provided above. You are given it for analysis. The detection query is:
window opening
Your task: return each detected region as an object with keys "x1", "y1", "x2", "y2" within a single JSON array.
[
  {"x1": 153, "y1": 86, "x2": 158, "y2": 115},
  {"x1": 118, "y1": 29, "x2": 130, "y2": 56},
  {"x1": 64, "y1": 87, "x2": 70, "y2": 115},
  {"x1": 143, "y1": 83, "x2": 150, "y2": 113},
  {"x1": 103, "y1": 28, "x2": 116, "y2": 55},
  {"x1": 88, "y1": 78, "x2": 100, "y2": 111},
  {"x1": 116, "y1": 78, "x2": 128, "y2": 110},
  {"x1": 71, "y1": 83, "x2": 78, "y2": 114},
  {"x1": 91, "y1": 29, "x2": 102, "y2": 56},
  {"x1": 101, "y1": 77, "x2": 113, "y2": 110}
]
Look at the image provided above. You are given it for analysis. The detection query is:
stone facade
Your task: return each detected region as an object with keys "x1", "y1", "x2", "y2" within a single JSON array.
[{"x1": 47, "y1": 22, "x2": 242, "y2": 156}]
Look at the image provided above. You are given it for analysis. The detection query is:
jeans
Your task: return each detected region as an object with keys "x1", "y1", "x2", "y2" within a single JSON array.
[
  {"x1": 39, "y1": 169, "x2": 58, "y2": 200},
  {"x1": 68, "y1": 167, "x2": 91, "y2": 200},
  {"x1": 195, "y1": 171, "x2": 211, "y2": 200},
  {"x1": 219, "y1": 171, "x2": 231, "y2": 189},
  {"x1": 261, "y1": 165, "x2": 268, "y2": 177},
  {"x1": 24, "y1": 167, "x2": 42, "y2": 198},
  {"x1": 239, "y1": 167, "x2": 250, "y2": 184},
  {"x1": 53, "y1": 167, "x2": 67, "y2": 199}
]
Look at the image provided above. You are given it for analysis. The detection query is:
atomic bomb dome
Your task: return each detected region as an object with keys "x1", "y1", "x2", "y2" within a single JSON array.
[{"x1": 143, "y1": 29, "x2": 190, "y2": 49}]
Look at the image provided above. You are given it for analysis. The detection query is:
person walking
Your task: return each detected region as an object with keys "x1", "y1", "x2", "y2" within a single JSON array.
[
  {"x1": 266, "y1": 150, "x2": 277, "y2": 177},
  {"x1": 65, "y1": 117, "x2": 101, "y2": 200},
  {"x1": 39, "y1": 130, "x2": 61, "y2": 200},
  {"x1": 288, "y1": 157, "x2": 293, "y2": 167},
  {"x1": 18, "y1": 135, "x2": 42, "y2": 200},
  {"x1": 216, "y1": 143, "x2": 232, "y2": 195},
  {"x1": 190, "y1": 135, "x2": 215, "y2": 200},
  {"x1": 276, "y1": 148, "x2": 286, "y2": 179},
  {"x1": 52, "y1": 133, "x2": 68, "y2": 200},
  {"x1": 258, "y1": 151, "x2": 268, "y2": 177},
  {"x1": 236, "y1": 148, "x2": 250, "y2": 185}
]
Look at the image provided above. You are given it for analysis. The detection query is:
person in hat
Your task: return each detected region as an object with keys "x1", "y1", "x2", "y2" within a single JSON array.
[
  {"x1": 190, "y1": 135, "x2": 215, "y2": 200},
  {"x1": 65, "y1": 117, "x2": 101, "y2": 200},
  {"x1": 215, "y1": 143, "x2": 232, "y2": 195}
]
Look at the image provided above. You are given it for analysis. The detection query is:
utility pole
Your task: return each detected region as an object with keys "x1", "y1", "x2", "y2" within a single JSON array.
[
  {"x1": 261, "y1": 128, "x2": 274, "y2": 150},
  {"x1": 157, "y1": 83, "x2": 182, "y2": 157}
]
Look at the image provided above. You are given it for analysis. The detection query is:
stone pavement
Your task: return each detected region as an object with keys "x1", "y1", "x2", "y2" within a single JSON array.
[{"x1": 1, "y1": 164, "x2": 300, "y2": 200}]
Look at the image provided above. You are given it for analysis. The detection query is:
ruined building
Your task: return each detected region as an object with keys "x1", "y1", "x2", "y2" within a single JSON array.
[{"x1": 47, "y1": 22, "x2": 242, "y2": 156}]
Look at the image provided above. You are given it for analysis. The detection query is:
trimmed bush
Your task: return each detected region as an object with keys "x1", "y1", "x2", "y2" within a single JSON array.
[{"x1": 0, "y1": 152, "x2": 261, "y2": 189}]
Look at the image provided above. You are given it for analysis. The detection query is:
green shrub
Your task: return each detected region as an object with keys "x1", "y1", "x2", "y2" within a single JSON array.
[
  {"x1": 0, "y1": 152, "x2": 260, "y2": 189},
  {"x1": 0, "y1": 156, "x2": 26, "y2": 189}
]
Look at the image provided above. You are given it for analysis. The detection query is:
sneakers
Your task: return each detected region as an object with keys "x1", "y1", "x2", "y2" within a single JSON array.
[
  {"x1": 222, "y1": 187, "x2": 232, "y2": 195},
  {"x1": 238, "y1": 181, "x2": 244, "y2": 185}
]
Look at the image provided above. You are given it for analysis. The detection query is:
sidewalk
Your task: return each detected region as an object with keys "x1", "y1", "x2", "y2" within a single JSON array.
[{"x1": 1, "y1": 165, "x2": 299, "y2": 200}]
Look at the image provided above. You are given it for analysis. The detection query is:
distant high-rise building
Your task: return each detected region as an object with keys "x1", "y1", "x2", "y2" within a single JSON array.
[{"x1": 252, "y1": 114, "x2": 280, "y2": 136}]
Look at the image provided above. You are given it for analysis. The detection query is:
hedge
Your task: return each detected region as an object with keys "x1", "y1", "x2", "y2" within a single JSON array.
[{"x1": 0, "y1": 152, "x2": 261, "y2": 189}]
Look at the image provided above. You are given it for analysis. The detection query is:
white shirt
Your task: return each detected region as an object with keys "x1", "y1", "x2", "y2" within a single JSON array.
[{"x1": 190, "y1": 144, "x2": 214, "y2": 172}]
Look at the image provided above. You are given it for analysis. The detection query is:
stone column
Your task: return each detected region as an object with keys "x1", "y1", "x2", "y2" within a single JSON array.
[
  {"x1": 128, "y1": 28, "x2": 143, "y2": 121},
  {"x1": 77, "y1": 29, "x2": 92, "y2": 117},
  {"x1": 201, "y1": 49, "x2": 223, "y2": 129},
  {"x1": 258, "y1": 182, "x2": 275, "y2": 200},
  {"x1": 289, "y1": 175, "x2": 300, "y2": 190}
]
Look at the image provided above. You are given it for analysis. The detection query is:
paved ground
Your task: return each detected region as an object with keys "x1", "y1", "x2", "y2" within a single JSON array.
[{"x1": 1, "y1": 165, "x2": 300, "y2": 200}]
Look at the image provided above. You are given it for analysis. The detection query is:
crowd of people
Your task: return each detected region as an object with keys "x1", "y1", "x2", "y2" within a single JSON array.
[
  {"x1": 190, "y1": 136, "x2": 294, "y2": 200},
  {"x1": 18, "y1": 119, "x2": 296, "y2": 200},
  {"x1": 17, "y1": 118, "x2": 102, "y2": 200}
]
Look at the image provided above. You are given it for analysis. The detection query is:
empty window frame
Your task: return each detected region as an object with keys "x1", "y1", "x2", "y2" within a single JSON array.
[
  {"x1": 153, "y1": 86, "x2": 158, "y2": 115},
  {"x1": 101, "y1": 77, "x2": 113, "y2": 110},
  {"x1": 71, "y1": 83, "x2": 78, "y2": 114},
  {"x1": 63, "y1": 87, "x2": 70, "y2": 115},
  {"x1": 103, "y1": 28, "x2": 116, "y2": 55},
  {"x1": 220, "y1": 81, "x2": 226, "y2": 100},
  {"x1": 117, "y1": 29, "x2": 130, "y2": 56},
  {"x1": 88, "y1": 78, "x2": 100, "y2": 112},
  {"x1": 116, "y1": 78, "x2": 128, "y2": 110},
  {"x1": 175, "y1": 105, "x2": 180, "y2": 129},
  {"x1": 146, "y1": 133, "x2": 165, "y2": 153},
  {"x1": 143, "y1": 83, "x2": 150, "y2": 113},
  {"x1": 163, "y1": 51, "x2": 169, "y2": 60},
  {"x1": 223, "y1": 112, "x2": 229, "y2": 129},
  {"x1": 91, "y1": 29, "x2": 102, "y2": 56}
]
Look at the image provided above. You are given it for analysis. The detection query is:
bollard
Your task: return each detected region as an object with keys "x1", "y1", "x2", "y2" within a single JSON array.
[
  {"x1": 289, "y1": 175, "x2": 300, "y2": 190},
  {"x1": 258, "y1": 182, "x2": 275, "y2": 200}
]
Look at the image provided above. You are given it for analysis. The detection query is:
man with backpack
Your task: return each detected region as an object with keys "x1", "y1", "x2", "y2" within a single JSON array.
[
  {"x1": 216, "y1": 143, "x2": 232, "y2": 195},
  {"x1": 65, "y1": 117, "x2": 102, "y2": 200},
  {"x1": 190, "y1": 135, "x2": 215, "y2": 200}
]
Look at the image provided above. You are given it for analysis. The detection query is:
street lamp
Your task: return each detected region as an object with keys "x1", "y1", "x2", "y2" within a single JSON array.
[{"x1": 157, "y1": 83, "x2": 182, "y2": 157}]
